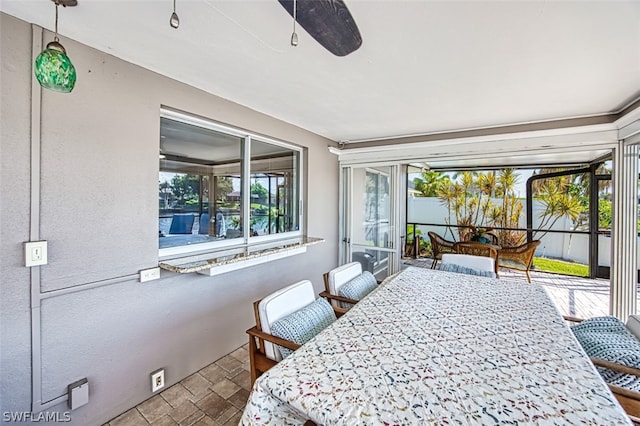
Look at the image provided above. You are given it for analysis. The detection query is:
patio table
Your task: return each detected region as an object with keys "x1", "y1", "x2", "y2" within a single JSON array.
[{"x1": 240, "y1": 266, "x2": 631, "y2": 425}]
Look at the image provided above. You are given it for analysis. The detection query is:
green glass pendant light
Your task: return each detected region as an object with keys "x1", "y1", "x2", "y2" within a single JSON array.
[{"x1": 34, "y1": 0, "x2": 78, "y2": 93}]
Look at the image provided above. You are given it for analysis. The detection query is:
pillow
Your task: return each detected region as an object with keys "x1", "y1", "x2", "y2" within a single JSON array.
[
  {"x1": 571, "y1": 316, "x2": 640, "y2": 391},
  {"x1": 437, "y1": 262, "x2": 496, "y2": 278},
  {"x1": 338, "y1": 271, "x2": 377, "y2": 306},
  {"x1": 270, "y1": 297, "x2": 336, "y2": 359}
]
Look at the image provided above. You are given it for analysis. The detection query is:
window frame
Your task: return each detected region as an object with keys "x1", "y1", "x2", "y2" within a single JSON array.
[{"x1": 159, "y1": 108, "x2": 304, "y2": 260}]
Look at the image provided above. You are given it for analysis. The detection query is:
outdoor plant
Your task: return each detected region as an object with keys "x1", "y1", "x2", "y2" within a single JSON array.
[
  {"x1": 412, "y1": 167, "x2": 607, "y2": 251},
  {"x1": 431, "y1": 169, "x2": 523, "y2": 245}
]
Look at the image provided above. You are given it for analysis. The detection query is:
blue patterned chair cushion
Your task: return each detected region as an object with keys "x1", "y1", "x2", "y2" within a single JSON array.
[
  {"x1": 270, "y1": 298, "x2": 337, "y2": 359},
  {"x1": 436, "y1": 262, "x2": 496, "y2": 279},
  {"x1": 571, "y1": 316, "x2": 640, "y2": 391},
  {"x1": 338, "y1": 271, "x2": 377, "y2": 307}
]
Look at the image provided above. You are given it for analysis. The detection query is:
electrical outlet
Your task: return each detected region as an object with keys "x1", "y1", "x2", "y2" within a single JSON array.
[
  {"x1": 140, "y1": 267, "x2": 161, "y2": 282},
  {"x1": 25, "y1": 241, "x2": 48, "y2": 267},
  {"x1": 151, "y1": 369, "x2": 165, "y2": 392}
]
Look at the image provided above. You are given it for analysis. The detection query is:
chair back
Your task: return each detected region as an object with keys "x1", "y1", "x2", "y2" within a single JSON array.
[
  {"x1": 198, "y1": 213, "x2": 210, "y2": 234},
  {"x1": 168, "y1": 213, "x2": 195, "y2": 234},
  {"x1": 324, "y1": 262, "x2": 362, "y2": 307},
  {"x1": 499, "y1": 240, "x2": 540, "y2": 266},
  {"x1": 256, "y1": 280, "x2": 316, "y2": 361},
  {"x1": 453, "y1": 241, "x2": 499, "y2": 274},
  {"x1": 427, "y1": 231, "x2": 456, "y2": 268},
  {"x1": 454, "y1": 241, "x2": 498, "y2": 257},
  {"x1": 441, "y1": 253, "x2": 495, "y2": 273},
  {"x1": 498, "y1": 240, "x2": 541, "y2": 282}
]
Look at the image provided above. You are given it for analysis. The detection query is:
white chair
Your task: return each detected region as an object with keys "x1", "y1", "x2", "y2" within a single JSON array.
[
  {"x1": 247, "y1": 280, "x2": 339, "y2": 384},
  {"x1": 565, "y1": 315, "x2": 640, "y2": 421},
  {"x1": 441, "y1": 253, "x2": 496, "y2": 274},
  {"x1": 320, "y1": 262, "x2": 362, "y2": 309},
  {"x1": 627, "y1": 315, "x2": 640, "y2": 339}
]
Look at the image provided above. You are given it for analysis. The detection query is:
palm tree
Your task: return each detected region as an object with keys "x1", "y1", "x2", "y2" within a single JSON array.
[
  {"x1": 477, "y1": 171, "x2": 496, "y2": 198},
  {"x1": 413, "y1": 170, "x2": 450, "y2": 197},
  {"x1": 533, "y1": 179, "x2": 583, "y2": 240}
]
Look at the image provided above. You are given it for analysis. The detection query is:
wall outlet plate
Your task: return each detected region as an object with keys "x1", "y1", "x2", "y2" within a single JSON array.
[
  {"x1": 151, "y1": 369, "x2": 165, "y2": 392},
  {"x1": 67, "y1": 378, "x2": 89, "y2": 410},
  {"x1": 25, "y1": 241, "x2": 48, "y2": 267},
  {"x1": 140, "y1": 267, "x2": 161, "y2": 282}
]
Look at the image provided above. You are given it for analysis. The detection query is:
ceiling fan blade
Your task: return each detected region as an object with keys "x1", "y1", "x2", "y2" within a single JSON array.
[{"x1": 278, "y1": 0, "x2": 362, "y2": 56}]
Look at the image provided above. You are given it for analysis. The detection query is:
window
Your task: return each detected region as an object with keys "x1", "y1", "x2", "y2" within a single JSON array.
[{"x1": 159, "y1": 109, "x2": 302, "y2": 257}]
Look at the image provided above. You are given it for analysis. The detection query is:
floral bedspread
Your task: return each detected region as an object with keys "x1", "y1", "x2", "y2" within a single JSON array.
[{"x1": 240, "y1": 267, "x2": 630, "y2": 425}]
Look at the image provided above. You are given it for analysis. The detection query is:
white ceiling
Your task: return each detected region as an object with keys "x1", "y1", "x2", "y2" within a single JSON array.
[{"x1": 2, "y1": 0, "x2": 639, "y2": 144}]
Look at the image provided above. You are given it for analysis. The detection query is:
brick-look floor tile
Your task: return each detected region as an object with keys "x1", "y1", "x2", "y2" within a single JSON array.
[
  {"x1": 222, "y1": 410, "x2": 243, "y2": 426},
  {"x1": 226, "y1": 388, "x2": 250, "y2": 410},
  {"x1": 168, "y1": 400, "x2": 200, "y2": 423},
  {"x1": 213, "y1": 406, "x2": 239, "y2": 425},
  {"x1": 195, "y1": 392, "x2": 234, "y2": 419},
  {"x1": 199, "y1": 363, "x2": 227, "y2": 384},
  {"x1": 191, "y1": 415, "x2": 216, "y2": 426},
  {"x1": 228, "y1": 347, "x2": 248, "y2": 363},
  {"x1": 211, "y1": 378, "x2": 241, "y2": 399},
  {"x1": 215, "y1": 355, "x2": 243, "y2": 375},
  {"x1": 138, "y1": 395, "x2": 173, "y2": 423},
  {"x1": 161, "y1": 383, "x2": 193, "y2": 408},
  {"x1": 181, "y1": 373, "x2": 213, "y2": 400},
  {"x1": 109, "y1": 408, "x2": 149, "y2": 426},
  {"x1": 178, "y1": 410, "x2": 205, "y2": 426},
  {"x1": 150, "y1": 414, "x2": 178, "y2": 425},
  {"x1": 229, "y1": 370, "x2": 251, "y2": 391}
]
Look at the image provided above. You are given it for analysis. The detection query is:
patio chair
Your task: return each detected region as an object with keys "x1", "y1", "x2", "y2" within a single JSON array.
[
  {"x1": 320, "y1": 262, "x2": 377, "y2": 310},
  {"x1": 168, "y1": 213, "x2": 195, "y2": 234},
  {"x1": 352, "y1": 251, "x2": 375, "y2": 273},
  {"x1": 497, "y1": 240, "x2": 541, "y2": 283},
  {"x1": 428, "y1": 231, "x2": 456, "y2": 269},
  {"x1": 564, "y1": 315, "x2": 640, "y2": 422},
  {"x1": 246, "y1": 280, "x2": 338, "y2": 384},
  {"x1": 198, "y1": 213, "x2": 210, "y2": 235},
  {"x1": 453, "y1": 241, "x2": 499, "y2": 275},
  {"x1": 440, "y1": 253, "x2": 497, "y2": 278}
]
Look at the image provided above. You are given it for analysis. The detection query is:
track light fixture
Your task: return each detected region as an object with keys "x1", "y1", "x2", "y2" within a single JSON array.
[{"x1": 34, "y1": 0, "x2": 78, "y2": 93}]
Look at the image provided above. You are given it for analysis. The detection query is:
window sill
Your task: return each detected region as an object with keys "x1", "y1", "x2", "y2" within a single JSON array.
[{"x1": 158, "y1": 236, "x2": 324, "y2": 276}]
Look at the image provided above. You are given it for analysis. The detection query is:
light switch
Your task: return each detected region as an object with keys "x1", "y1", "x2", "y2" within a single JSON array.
[
  {"x1": 67, "y1": 378, "x2": 89, "y2": 410},
  {"x1": 24, "y1": 241, "x2": 48, "y2": 267}
]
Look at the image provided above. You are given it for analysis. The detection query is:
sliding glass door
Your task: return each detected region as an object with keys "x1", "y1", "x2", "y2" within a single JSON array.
[{"x1": 341, "y1": 165, "x2": 399, "y2": 281}]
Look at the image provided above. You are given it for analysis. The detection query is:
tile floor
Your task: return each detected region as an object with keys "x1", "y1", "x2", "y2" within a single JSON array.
[
  {"x1": 106, "y1": 260, "x2": 638, "y2": 425},
  {"x1": 105, "y1": 345, "x2": 250, "y2": 426}
]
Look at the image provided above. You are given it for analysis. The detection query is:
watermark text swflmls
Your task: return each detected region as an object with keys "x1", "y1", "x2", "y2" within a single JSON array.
[{"x1": 3, "y1": 411, "x2": 71, "y2": 423}]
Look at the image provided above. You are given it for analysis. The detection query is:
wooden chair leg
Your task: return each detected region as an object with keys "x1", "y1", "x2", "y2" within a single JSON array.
[
  {"x1": 248, "y1": 336, "x2": 259, "y2": 385},
  {"x1": 431, "y1": 259, "x2": 438, "y2": 269},
  {"x1": 526, "y1": 269, "x2": 532, "y2": 283}
]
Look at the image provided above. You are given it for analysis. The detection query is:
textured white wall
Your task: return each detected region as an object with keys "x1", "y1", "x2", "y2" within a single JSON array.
[
  {"x1": 0, "y1": 12, "x2": 35, "y2": 412},
  {"x1": 1, "y1": 12, "x2": 338, "y2": 424}
]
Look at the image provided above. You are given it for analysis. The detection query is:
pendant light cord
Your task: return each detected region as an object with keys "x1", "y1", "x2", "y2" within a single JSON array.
[
  {"x1": 290, "y1": 0, "x2": 298, "y2": 46},
  {"x1": 292, "y1": 0, "x2": 297, "y2": 33},
  {"x1": 53, "y1": 2, "x2": 59, "y2": 42}
]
